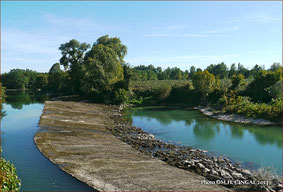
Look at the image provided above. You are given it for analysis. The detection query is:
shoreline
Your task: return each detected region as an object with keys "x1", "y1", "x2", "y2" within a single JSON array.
[{"x1": 196, "y1": 107, "x2": 277, "y2": 126}]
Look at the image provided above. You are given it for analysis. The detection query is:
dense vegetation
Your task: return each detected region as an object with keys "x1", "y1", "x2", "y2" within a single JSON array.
[
  {"x1": 1, "y1": 35, "x2": 282, "y2": 122},
  {"x1": 0, "y1": 85, "x2": 21, "y2": 191}
]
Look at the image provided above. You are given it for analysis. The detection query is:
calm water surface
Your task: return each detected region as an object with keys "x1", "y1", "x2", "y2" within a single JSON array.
[
  {"x1": 1, "y1": 91, "x2": 94, "y2": 191},
  {"x1": 125, "y1": 106, "x2": 282, "y2": 175}
]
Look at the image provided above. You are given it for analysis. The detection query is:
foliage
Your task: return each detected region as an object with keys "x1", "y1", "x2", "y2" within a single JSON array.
[
  {"x1": 33, "y1": 74, "x2": 48, "y2": 91},
  {"x1": 0, "y1": 157, "x2": 21, "y2": 191},
  {"x1": 206, "y1": 62, "x2": 228, "y2": 79},
  {"x1": 59, "y1": 39, "x2": 91, "y2": 94},
  {"x1": 192, "y1": 70, "x2": 217, "y2": 98},
  {"x1": 267, "y1": 80, "x2": 282, "y2": 99},
  {"x1": 224, "y1": 96, "x2": 282, "y2": 121},
  {"x1": 1, "y1": 83, "x2": 7, "y2": 118},
  {"x1": 231, "y1": 73, "x2": 245, "y2": 91},
  {"x1": 48, "y1": 63, "x2": 65, "y2": 92},
  {"x1": 1, "y1": 69, "x2": 46, "y2": 90},
  {"x1": 113, "y1": 88, "x2": 129, "y2": 104},
  {"x1": 245, "y1": 69, "x2": 282, "y2": 102}
]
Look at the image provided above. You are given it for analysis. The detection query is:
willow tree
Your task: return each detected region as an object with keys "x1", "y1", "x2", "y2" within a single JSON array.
[{"x1": 82, "y1": 35, "x2": 128, "y2": 102}]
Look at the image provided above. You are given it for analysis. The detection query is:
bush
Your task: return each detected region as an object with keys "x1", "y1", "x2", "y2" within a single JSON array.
[
  {"x1": 113, "y1": 88, "x2": 128, "y2": 104},
  {"x1": 0, "y1": 157, "x2": 21, "y2": 191},
  {"x1": 224, "y1": 96, "x2": 282, "y2": 122}
]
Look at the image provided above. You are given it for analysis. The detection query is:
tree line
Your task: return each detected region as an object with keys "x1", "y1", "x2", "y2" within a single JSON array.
[{"x1": 1, "y1": 35, "x2": 282, "y2": 121}]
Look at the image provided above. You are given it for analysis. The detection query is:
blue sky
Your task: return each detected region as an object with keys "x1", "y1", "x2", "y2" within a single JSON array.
[{"x1": 1, "y1": 1, "x2": 282, "y2": 73}]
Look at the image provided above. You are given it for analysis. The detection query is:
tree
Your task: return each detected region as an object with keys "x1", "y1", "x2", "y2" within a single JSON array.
[
  {"x1": 231, "y1": 74, "x2": 245, "y2": 91},
  {"x1": 48, "y1": 63, "x2": 64, "y2": 92},
  {"x1": 189, "y1": 66, "x2": 196, "y2": 78},
  {"x1": 206, "y1": 62, "x2": 228, "y2": 78},
  {"x1": 270, "y1": 62, "x2": 282, "y2": 72},
  {"x1": 2, "y1": 69, "x2": 29, "y2": 89},
  {"x1": 59, "y1": 39, "x2": 90, "y2": 94},
  {"x1": 228, "y1": 63, "x2": 237, "y2": 78},
  {"x1": 246, "y1": 70, "x2": 281, "y2": 102},
  {"x1": 192, "y1": 70, "x2": 216, "y2": 98},
  {"x1": 82, "y1": 36, "x2": 127, "y2": 102},
  {"x1": 34, "y1": 74, "x2": 48, "y2": 91}
]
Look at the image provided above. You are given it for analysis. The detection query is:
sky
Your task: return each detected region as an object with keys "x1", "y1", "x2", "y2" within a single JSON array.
[{"x1": 1, "y1": 1, "x2": 282, "y2": 73}]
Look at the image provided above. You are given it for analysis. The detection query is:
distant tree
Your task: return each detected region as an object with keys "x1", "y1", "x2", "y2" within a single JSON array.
[
  {"x1": 48, "y1": 63, "x2": 64, "y2": 92},
  {"x1": 192, "y1": 70, "x2": 216, "y2": 98},
  {"x1": 228, "y1": 63, "x2": 237, "y2": 78},
  {"x1": 250, "y1": 64, "x2": 263, "y2": 77},
  {"x1": 270, "y1": 62, "x2": 282, "y2": 72},
  {"x1": 206, "y1": 62, "x2": 228, "y2": 78},
  {"x1": 34, "y1": 74, "x2": 48, "y2": 91},
  {"x1": 237, "y1": 63, "x2": 249, "y2": 78},
  {"x1": 2, "y1": 69, "x2": 29, "y2": 89},
  {"x1": 189, "y1": 66, "x2": 196, "y2": 78},
  {"x1": 196, "y1": 68, "x2": 202, "y2": 72}
]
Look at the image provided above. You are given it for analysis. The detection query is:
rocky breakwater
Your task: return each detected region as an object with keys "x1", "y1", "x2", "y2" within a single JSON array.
[{"x1": 108, "y1": 105, "x2": 282, "y2": 192}]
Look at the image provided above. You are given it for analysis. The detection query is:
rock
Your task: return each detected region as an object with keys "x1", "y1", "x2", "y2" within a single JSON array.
[
  {"x1": 210, "y1": 169, "x2": 219, "y2": 176},
  {"x1": 241, "y1": 169, "x2": 251, "y2": 176},
  {"x1": 231, "y1": 171, "x2": 244, "y2": 179},
  {"x1": 219, "y1": 169, "x2": 233, "y2": 180},
  {"x1": 274, "y1": 183, "x2": 283, "y2": 191},
  {"x1": 207, "y1": 174, "x2": 223, "y2": 181},
  {"x1": 197, "y1": 163, "x2": 205, "y2": 169},
  {"x1": 203, "y1": 168, "x2": 210, "y2": 173}
]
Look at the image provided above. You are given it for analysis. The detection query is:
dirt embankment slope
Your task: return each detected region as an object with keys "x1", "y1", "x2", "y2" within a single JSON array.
[{"x1": 35, "y1": 101, "x2": 229, "y2": 191}]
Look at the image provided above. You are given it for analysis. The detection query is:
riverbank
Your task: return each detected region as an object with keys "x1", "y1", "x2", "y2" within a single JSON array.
[
  {"x1": 34, "y1": 101, "x2": 230, "y2": 191},
  {"x1": 196, "y1": 107, "x2": 276, "y2": 126}
]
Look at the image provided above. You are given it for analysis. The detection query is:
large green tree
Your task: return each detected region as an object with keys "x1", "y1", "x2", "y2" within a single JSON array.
[
  {"x1": 59, "y1": 39, "x2": 90, "y2": 94},
  {"x1": 81, "y1": 35, "x2": 127, "y2": 102}
]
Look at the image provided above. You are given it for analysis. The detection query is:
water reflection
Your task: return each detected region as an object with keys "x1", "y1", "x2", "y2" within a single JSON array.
[
  {"x1": 130, "y1": 107, "x2": 282, "y2": 148},
  {"x1": 5, "y1": 91, "x2": 48, "y2": 109},
  {"x1": 128, "y1": 107, "x2": 282, "y2": 148}
]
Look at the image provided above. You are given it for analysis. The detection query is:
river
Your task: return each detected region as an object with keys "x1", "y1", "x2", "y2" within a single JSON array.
[
  {"x1": 125, "y1": 106, "x2": 282, "y2": 175},
  {"x1": 1, "y1": 91, "x2": 95, "y2": 191}
]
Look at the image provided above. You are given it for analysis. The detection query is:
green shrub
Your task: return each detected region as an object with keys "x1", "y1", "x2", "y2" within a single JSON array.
[
  {"x1": 0, "y1": 157, "x2": 21, "y2": 191},
  {"x1": 224, "y1": 96, "x2": 282, "y2": 122},
  {"x1": 113, "y1": 88, "x2": 128, "y2": 104}
]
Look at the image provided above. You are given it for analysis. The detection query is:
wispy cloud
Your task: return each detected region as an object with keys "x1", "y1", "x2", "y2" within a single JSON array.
[
  {"x1": 142, "y1": 33, "x2": 209, "y2": 37},
  {"x1": 2, "y1": 13, "x2": 120, "y2": 73},
  {"x1": 143, "y1": 24, "x2": 240, "y2": 37},
  {"x1": 231, "y1": 14, "x2": 281, "y2": 23},
  {"x1": 203, "y1": 26, "x2": 240, "y2": 34}
]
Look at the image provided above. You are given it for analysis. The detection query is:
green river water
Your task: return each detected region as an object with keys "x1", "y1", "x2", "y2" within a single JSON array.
[{"x1": 125, "y1": 106, "x2": 282, "y2": 175}]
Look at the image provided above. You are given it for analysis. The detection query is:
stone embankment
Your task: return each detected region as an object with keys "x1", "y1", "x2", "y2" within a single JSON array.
[
  {"x1": 196, "y1": 107, "x2": 275, "y2": 126},
  {"x1": 35, "y1": 101, "x2": 230, "y2": 191}
]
